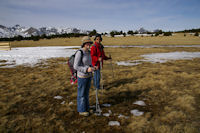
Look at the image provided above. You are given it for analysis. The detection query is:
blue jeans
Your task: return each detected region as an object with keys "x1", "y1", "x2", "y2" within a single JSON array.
[
  {"x1": 77, "y1": 77, "x2": 91, "y2": 112},
  {"x1": 93, "y1": 69, "x2": 100, "y2": 89}
]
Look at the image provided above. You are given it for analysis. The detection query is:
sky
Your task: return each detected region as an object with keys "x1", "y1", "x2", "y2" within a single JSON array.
[{"x1": 0, "y1": 0, "x2": 200, "y2": 32}]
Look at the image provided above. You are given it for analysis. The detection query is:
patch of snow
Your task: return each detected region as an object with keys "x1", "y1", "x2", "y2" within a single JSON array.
[
  {"x1": 102, "y1": 103, "x2": 111, "y2": 107},
  {"x1": 116, "y1": 60, "x2": 142, "y2": 66},
  {"x1": 0, "y1": 46, "x2": 79, "y2": 67},
  {"x1": 108, "y1": 121, "x2": 120, "y2": 126},
  {"x1": 131, "y1": 109, "x2": 144, "y2": 116},
  {"x1": 142, "y1": 52, "x2": 200, "y2": 63},
  {"x1": 133, "y1": 100, "x2": 146, "y2": 106},
  {"x1": 117, "y1": 52, "x2": 200, "y2": 66},
  {"x1": 69, "y1": 102, "x2": 73, "y2": 105},
  {"x1": 103, "y1": 110, "x2": 112, "y2": 117},
  {"x1": 103, "y1": 113, "x2": 110, "y2": 117},
  {"x1": 54, "y1": 96, "x2": 63, "y2": 100},
  {"x1": 108, "y1": 110, "x2": 112, "y2": 114},
  {"x1": 105, "y1": 45, "x2": 200, "y2": 48},
  {"x1": 118, "y1": 114, "x2": 129, "y2": 119},
  {"x1": 114, "y1": 35, "x2": 124, "y2": 37},
  {"x1": 61, "y1": 101, "x2": 65, "y2": 105}
]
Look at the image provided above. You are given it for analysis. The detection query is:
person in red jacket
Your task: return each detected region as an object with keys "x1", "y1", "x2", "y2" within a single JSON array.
[{"x1": 91, "y1": 34, "x2": 111, "y2": 89}]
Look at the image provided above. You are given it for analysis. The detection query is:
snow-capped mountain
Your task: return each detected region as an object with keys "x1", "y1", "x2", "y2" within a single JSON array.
[
  {"x1": 0, "y1": 25, "x2": 90, "y2": 38},
  {"x1": 137, "y1": 27, "x2": 149, "y2": 34}
]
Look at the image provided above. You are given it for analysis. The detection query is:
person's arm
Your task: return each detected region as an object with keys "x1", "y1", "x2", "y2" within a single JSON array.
[
  {"x1": 101, "y1": 46, "x2": 111, "y2": 60},
  {"x1": 74, "y1": 51, "x2": 88, "y2": 73}
]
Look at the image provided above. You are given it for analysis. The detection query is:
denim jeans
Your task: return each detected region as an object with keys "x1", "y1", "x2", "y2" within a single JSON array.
[
  {"x1": 93, "y1": 69, "x2": 100, "y2": 89},
  {"x1": 77, "y1": 77, "x2": 91, "y2": 112}
]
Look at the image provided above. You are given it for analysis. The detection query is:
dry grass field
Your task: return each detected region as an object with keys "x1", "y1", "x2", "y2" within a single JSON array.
[
  {"x1": 9, "y1": 33, "x2": 200, "y2": 47},
  {"x1": 0, "y1": 46, "x2": 200, "y2": 132}
]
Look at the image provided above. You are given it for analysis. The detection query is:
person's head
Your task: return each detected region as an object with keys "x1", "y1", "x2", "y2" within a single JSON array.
[
  {"x1": 94, "y1": 34, "x2": 102, "y2": 44},
  {"x1": 81, "y1": 36, "x2": 93, "y2": 49}
]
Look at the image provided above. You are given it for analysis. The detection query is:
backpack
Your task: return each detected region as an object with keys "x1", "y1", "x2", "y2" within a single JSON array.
[{"x1": 67, "y1": 50, "x2": 83, "y2": 84}]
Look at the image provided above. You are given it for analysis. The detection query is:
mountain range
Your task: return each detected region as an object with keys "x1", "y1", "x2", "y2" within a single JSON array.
[{"x1": 0, "y1": 25, "x2": 91, "y2": 38}]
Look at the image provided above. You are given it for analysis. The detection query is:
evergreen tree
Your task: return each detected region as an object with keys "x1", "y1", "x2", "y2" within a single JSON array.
[
  {"x1": 194, "y1": 32, "x2": 199, "y2": 36},
  {"x1": 127, "y1": 30, "x2": 134, "y2": 35},
  {"x1": 123, "y1": 32, "x2": 126, "y2": 37},
  {"x1": 89, "y1": 29, "x2": 97, "y2": 36},
  {"x1": 110, "y1": 31, "x2": 115, "y2": 37},
  {"x1": 164, "y1": 32, "x2": 172, "y2": 36}
]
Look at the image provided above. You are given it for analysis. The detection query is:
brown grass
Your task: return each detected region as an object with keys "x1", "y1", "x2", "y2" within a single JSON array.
[
  {"x1": 9, "y1": 33, "x2": 200, "y2": 47},
  {"x1": 0, "y1": 47, "x2": 200, "y2": 132}
]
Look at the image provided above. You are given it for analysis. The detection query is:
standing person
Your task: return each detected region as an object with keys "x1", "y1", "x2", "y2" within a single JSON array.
[
  {"x1": 91, "y1": 34, "x2": 111, "y2": 90},
  {"x1": 74, "y1": 36, "x2": 96, "y2": 116}
]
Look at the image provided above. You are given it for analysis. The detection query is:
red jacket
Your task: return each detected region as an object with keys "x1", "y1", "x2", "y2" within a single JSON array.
[{"x1": 91, "y1": 42, "x2": 109, "y2": 68}]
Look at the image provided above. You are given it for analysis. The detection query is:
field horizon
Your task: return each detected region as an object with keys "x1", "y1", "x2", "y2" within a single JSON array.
[{"x1": 4, "y1": 33, "x2": 200, "y2": 48}]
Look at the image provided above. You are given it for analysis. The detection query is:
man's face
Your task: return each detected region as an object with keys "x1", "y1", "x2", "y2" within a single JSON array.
[{"x1": 95, "y1": 37, "x2": 101, "y2": 44}]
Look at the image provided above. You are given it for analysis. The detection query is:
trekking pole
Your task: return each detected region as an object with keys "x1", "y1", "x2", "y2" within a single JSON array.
[
  {"x1": 95, "y1": 88, "x2": 101, "y2": 116},
  {"x1": 100, "y1": 61, "x2": 104, "y2": 90},
  {"x1": 109, "y1": 54, "x2": 114, "y2": 78}
]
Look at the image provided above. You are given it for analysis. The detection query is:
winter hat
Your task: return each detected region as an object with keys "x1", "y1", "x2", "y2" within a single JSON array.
[
  {"x1": 94, "y1": 34, "x2": 103, "y2": 41},
  {"x1": 81, "y1": 36, "x2": 93, "y2": 47},
  {"x1": 82, "y1": 36, "x2": 93, "y2": 44}
]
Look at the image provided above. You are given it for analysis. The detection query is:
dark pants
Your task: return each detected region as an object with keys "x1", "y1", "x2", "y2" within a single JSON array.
[{"x1": 77, "y1": 77, "x2": 91, "y2": 112}]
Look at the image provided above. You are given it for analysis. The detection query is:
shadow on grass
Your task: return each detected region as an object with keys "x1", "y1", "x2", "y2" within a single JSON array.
[
  {"x1": 106, "y1": 90, "x2": 143, "y2": 106},
  {"x1": 104, "y1": 77, "x2": 137, "y2": 90}
]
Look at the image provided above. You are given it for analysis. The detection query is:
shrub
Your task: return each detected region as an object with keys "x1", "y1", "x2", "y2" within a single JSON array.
[
  {"x1": 164, "y1": 32, "x2": 172, "y2": 36},
  {"x1": 123, "y1": 32, "x2": 126, "y2": 37},
  {"x1": 194, "y1": 32, "x2": 199, "y2": 36},
  {"x1": 89, "y1": 29, "x2": 97, "y2": 37},
  {"x1": 127, "y1": 30, "x2": 134, "y2": 35},
  {"x1": 110, "y1": 31, "x2": 115, "y2": 37}
]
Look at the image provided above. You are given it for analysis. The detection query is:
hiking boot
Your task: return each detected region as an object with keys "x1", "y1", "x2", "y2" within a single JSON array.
[{"x1": 79, "y1": 112, "x2": 89, "y2": 116}]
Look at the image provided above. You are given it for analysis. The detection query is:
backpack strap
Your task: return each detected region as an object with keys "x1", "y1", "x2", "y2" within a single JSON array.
[
  {"x1": 92, "y1": 44, "x2": 98, "y2": 55},
  {"x1": 76, "y1": 49, "x2": 84, "y2": 64}
]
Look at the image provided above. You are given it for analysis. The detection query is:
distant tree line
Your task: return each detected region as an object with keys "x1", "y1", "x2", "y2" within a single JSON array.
[
  {"x1": 176, "y1": 28, "x2": 200, "y2": 37},
  {"x1": 1, "y1": 28, "x2": 199, "y2": 41},
  {"x1": 110, "y1": 31, "x2": 127, "y2": 37},
  {"x1": 109, "y1": 30, "x2": 165, "y2": 37},
  {"x1": 177, "y1": 28, "x2": 200, "y2": 33},
  {"x1": 0, "y1": 33, "x2": 88, "y2": 42}
]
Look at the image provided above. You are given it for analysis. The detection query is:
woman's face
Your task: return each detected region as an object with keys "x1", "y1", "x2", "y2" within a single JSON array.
[
  {"x1": 95, "y1": 37, "x2": 101, "y2": 44},
  {"x1": 85, "y1": 43, "x2": 92, "y2": 49}
]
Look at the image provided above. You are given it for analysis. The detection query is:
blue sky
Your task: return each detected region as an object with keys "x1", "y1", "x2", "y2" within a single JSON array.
[{"x1": 0, "y1": 0, "x2": 200, "y2": 32}]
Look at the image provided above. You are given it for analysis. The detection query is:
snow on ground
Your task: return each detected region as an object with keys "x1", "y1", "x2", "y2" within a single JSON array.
[
  {"x1": 130, "y1": 109, "x2": 144, "y2": 116},
  {"x1": 0, "y1": 46, "x2": 79, "y2": 67},
  {"x1": 53, "y1": 95, "x2": 63, "y2": 100},
  {"x1": 133, "y1": 100, "x2": 146, "y2": 106},
  {"x1": 103, "y1": 113, "x2": 110, "y2": 117},
  {"x1": 1, "y1": 46, "x2": 200, "y2": 68},
  {"x1": 61, "y1": 101, "x2": 65, "y2": 105},
  {"x1": 105, "y1": 45, "x2": 200, "y2": 48},
  {"x1": 108, "y1": 121, "x2": 120, "y2": 126},
  {"x1": 117, "y1": 52, "x2": 200, "y2": 66},
  {"x1": 118, "y1": 114, "x2": 129, "y2": 119},
  {"x1": 102, "y1": 103, "x2": 111, "y2": 107}
]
